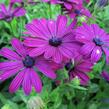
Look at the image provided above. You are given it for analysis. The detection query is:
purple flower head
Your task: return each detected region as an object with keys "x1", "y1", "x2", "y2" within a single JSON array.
[
  {"x1": 0, "y1": 2, "x2": 26, "y2": 22},
  {"x1": 101, "y1": 71, "x2": 109, "y2": 82},
  {"x1": 0, "y1": 38, "x2": 57, "y2": 95},
  {"x1": 43, "y1": 0, "x2": 91, "y2": 18},
  {"x1": 65, "y1": 54, "x2": 93, "y2": 85},
  {"x1": 75, "y1": 23, "x2": 109, "y2": 63},
  {"x1": 68, "y1": 3, "x2": 91, "y2": 18},
  {"x1": 23, "y1": 15, "x2": 79, "y2": 63}
]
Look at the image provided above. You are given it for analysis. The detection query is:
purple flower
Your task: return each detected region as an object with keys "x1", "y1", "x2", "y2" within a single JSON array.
[
  {"x1": 101, "y1": 71, "x2": 109, "y2": 82},
  {"x1": 68, "y1": 3, "x2": 91, "y2": 18},
  {"x1": 65, "y1": 55, "x2": 93, "y2": 85},
  {"x1": 75, "y1": 23, "x2": 109, "y2": 62},
  {"x1": 23, "y1": 15, "x2": 79, "y2": 63},
  {"x1": 43, "y1": 0, "x2": 91, "y2": 18},
  {"x1": 0, "y1": 38, "x2": 57, "y2": 95},
  {"x1": 0, "y1": 2, "x2": 26, "y2": 22}
]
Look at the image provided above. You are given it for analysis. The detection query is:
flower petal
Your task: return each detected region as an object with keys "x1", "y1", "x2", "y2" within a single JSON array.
[
  {"x1": 22, "y1": 68, "x2": 32, "y2": 95},
  {"x1": 13, "y1": 7, "x2": 26, "y2": 17},
  {"x1": 91, "y1": 46, "x2": 102, "y2": 62},
  {"x1": 26, "y1": 23, "x2": 48, "y2": 40},
  {"x1": 0, "y1": 48, "x2": 21, "y2": 60},
  {"x1": 102, "y1": 47, "x2": 109, "y2": 63},
  {"x1": 36, "y1": 60, "x2": 56, "y2": 79},
  {"x1": 9, "y1": 69, "x2": 26, "y2": 93},
  {"x1": 0, "y1": 61, "x2": 23, "y2": 71},
  {"x1": 56, "y1": 15, "x2": 67, "y2": 37},
  {"x1": 30, "y1": 69, "x2": 42, "y2": 93},
  {"x1": 29, "y1": 47, "x2": 45, "y2": 57},
  {"x1": 47, "y1": 20, "x2": 57, "y2": 37},
  {"x1": 23, "y1": 37, "x2": 47, "y2": 47},
  {"x1": 11, "y1": 38, "x2": 26, "y2": 57},
  {"x1": 0, "y1": 65, "x2": 22, "y2": 81},
  {"x1": 81, "y1": 43, "x2": 95, "y2": 56},
  {"x1": 0, "y1": 4, "x2": 7, "y2": 13},
  {"x1": 101, "y1": 71, "x2": 109, "y2": 82}
]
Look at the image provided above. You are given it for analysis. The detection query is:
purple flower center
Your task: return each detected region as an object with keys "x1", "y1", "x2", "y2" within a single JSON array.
[
  {"x1": 49, "y1": 37, "x2": 62, "y2": 47},
  {"x1": 93, "y1": 38, "x2": 104, "y2": 46},
  {"x1": 23, "y1": 55, "x2": 35, "y2": 68},
  {"x1": 74, "y1": 10, "x2": 81, "y2": 15}
]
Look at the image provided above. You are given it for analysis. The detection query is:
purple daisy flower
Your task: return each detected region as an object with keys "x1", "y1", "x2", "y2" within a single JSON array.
[
  {"x1": 43, "y1": 0, "x2": 91, "y2": 18},
  {"x1": 68, "y1": 3, "x2": 91, "y2": 18},
  {"x1": 23, "y1": 15, "x2": 79, "y2": 63},
  {"x1": 0, "y1": 2, "x2": 26, "y2": 22},
  {"x1": 65, "y1": 55, "x2": 93, "y2": 85},
  {"x1": 0, "y1": 38, "x2": 57, "y2": 95},
  {"x1": 75, "y1": 23, "x2": 109, "y2": 62}
]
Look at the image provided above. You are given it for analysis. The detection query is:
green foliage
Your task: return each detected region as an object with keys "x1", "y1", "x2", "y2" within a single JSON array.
[{"x1": 0, "y1": 0, "x2": 109, "y2": 109}]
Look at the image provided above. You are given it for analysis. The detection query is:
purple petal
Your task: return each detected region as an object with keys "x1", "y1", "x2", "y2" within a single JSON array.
[
  {"x1": 30, "y1": 69, "x2": 42, "y2": 93},
  {"x1": 23, "y1": 37, "x2": 47, "y2": 47},
  {"x1": 91, "y1": 46, "x2": 102, "y2": 62},
  {"x1": 26, "y1": 23, "x2": 48, "y2": 40},
  {"x1": 36, "y1": 60, "x2": 56, "y2": 79},
  {"x1": 64, "y1": 3, "x2": 72, "y2": 10},
  {"x1": 53, "y1": 50, "x2": 63, "y2": 63},
  {"x1": 13, "y1": 7, "x2": 26, "y2": 17},
  {"x1": 103, "y1": 47, "x2": 109, "y2": 63},
  {"x1": 47, "y1": 20, "x2": 57, "y2": 37},
  {"x1": 0, "y1": 61, "x2": 23, "y2": 71},
  {"x1": 10, "y1": 0, "x2": 22, "y2": 3},
  {"x1": 0, "y1": 12, "x2": 4, "y2": 19},
  {"x1": 56, "y1": 15, "x2": 67, "y2": 37},
  {"x1": 76, "y1": 61, "x2": 92, "y2": 73},
  {"x1": 32, "y1": 18, "x2": 51, "y2": 38},
  {"x1": 44, "y1": 46, "x2": 56, "y2": 59},
  {"x1": 22, "y1": 68, "x2": 32, "y2": 95},
  {"x1": 91, "y1": 24, "x2": 101, "y2": 36},
  {"x1": 0, "y1": 48, "x2": 21, "y2": 60},
  {"x1": 101, "y1": 71, "x2": 109, "y2": 82},
  {"x1": 0, "y1": 4, "x2": 7, "y2": 13},
  {"x1": 76, "y1": 23, "x2": 94, "y2": 43},
  {"x1": 9, "y1": 69, "x2": 26, "y2": 93},
  {"x1": 77, "y1": 72, "x2": 89, "y2": 85},
  {"x1": 11, "y1": 38, "x2": 26, "y2": 57},
  {"x1": 81, "y1": 43, "x2": 95, "y2": 56},
  {"x1": 0, "y1": 65, "x2": 22, "y2": 81},
  {"x1": 29, "y1": 47, "x2": 45, "y2": 57},
  {"x1": 62, "y1": 33, "x2": 75, "y2": 43}
]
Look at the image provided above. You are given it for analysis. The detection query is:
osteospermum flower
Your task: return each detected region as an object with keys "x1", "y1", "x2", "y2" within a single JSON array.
[
  {"x1": 65, "y1": 55, "x2": 93, "y2": 85},
  {"x1": 24, "y1": 15, "x2": 79, "y2": 63},
  {"x1": 0, "y1": 38, "x2": 57, "y2": 95},
  {"x1": 43, "y1": 0, "x2": 91, "y2": 18},
  {"x1": 68, "y1": 3, "x2": 91, "y2": 18},
  {"x1": 0, "y1": 2, "x2": 26, "y2": 22},
  {"x1": 75, "y1": 23, "x2": 109, "y2": 62}
]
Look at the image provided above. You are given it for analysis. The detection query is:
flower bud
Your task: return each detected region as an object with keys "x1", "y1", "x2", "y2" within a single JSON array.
[{"x1": 27, "y1": 96, "x2": 45, "y2": 109}]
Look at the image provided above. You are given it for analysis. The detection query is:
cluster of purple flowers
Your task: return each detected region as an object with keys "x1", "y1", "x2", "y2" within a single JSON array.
[{"x1": 0, "y1": 0, "x2": 109, "y2": 95}]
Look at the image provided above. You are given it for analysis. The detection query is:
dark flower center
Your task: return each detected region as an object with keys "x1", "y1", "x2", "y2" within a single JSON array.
[
  {"x1": 49, "y1": 37, "x2": 62, "y2": 47},
  {"x1": 74, "y1": 10, "x2": 81, "y2": 15},
  {"x1": 23, "y1": 55, "x2": 35, "y2": 68},
  {"x1": 93, "y1": 38, "x2": 104, "y2": 46}
]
